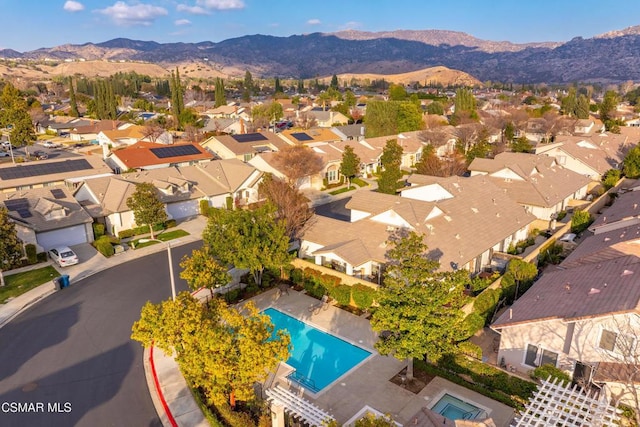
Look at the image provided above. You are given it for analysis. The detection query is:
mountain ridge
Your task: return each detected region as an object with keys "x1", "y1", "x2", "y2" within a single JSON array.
[{"x1": 3, "y1": 28, "x2": 640, "y2": 83}]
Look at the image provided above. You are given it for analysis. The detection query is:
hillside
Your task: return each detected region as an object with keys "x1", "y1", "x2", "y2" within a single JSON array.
[{"x1": 337, "y1": 66, "x2": 483, "y2": 87}]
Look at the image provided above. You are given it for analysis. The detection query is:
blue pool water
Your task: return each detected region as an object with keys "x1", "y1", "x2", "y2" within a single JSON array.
[
  {"x1": 431, "y1": 394, "x2": 483, "y2": 420},
  {"x1": 263, "y1": 308, "x2": 371, "y2": 392}
]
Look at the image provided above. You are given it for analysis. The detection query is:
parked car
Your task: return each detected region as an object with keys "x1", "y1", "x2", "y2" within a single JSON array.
[
  {"x1": 1, "y1": 141, "x2": 11, "y2": 149},
  {"x1": 42, "y1": 141, "x2": 59, "y2": 148},
  {"x1": 0, "y1": 152, "x2": 10, "y2": 157},
  {"x1": 48, "y1": 246, "x2": 79, "y2": 267},
  {"x1": 31, "y1": 150, "x2": 48, "y2": 160}
]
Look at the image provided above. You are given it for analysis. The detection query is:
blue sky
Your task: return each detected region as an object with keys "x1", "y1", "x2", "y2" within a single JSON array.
[{"x1": 3, "y1": 0, "x2": 640, "y2": 52}]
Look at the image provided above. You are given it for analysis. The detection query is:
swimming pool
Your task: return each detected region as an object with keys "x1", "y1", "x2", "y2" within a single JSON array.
[
  {"x1": 263, "y1": 308, "x2": 371, "y2": 392},
  {"x1": 431, "y1": 393, "x2": 484, "y2": 420}
]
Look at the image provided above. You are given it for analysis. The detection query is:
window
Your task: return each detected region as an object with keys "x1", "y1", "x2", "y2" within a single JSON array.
[
  {"x1": 243, "y1": 153, "x2": 253, "y2": 162},
  {"x1": 599, "y1": 329, "x2": 635, "y2": 355},
  {"x1": 327, "y1": 169, "x2": 338, "y2": 182},
  {"x1": 524, "y1": 344, "x2": 559, "y2": 367}
]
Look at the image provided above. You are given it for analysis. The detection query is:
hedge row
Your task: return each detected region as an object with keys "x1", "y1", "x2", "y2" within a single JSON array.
[{"x1": 290, "y1": 267, "x2": 377, "y2": 310}]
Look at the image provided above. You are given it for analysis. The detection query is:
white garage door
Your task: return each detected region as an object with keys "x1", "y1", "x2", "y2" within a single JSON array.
[
  {"x1": 37, "y1": 224, "x2": 89, "y2": 250},
  {"x1": 166, "y1": 200, "x2": 200, "y2": 220}
]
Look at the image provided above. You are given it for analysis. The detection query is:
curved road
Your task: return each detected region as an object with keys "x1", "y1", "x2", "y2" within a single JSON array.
[{"x1": 0, "y1": 241, "x2": 199, "y2": 427}]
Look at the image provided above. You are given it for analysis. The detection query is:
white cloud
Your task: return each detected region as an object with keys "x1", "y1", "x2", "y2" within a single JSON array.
[
  {"x1": 175, "y1": 19, "x2": 192, "y2": 26},
  {"x1": 307, "y1": 19, "x2": 321, "y2": 25},
  {"x1": 196, "y1": 0, "x2": 245, "y2": 10},
  {"x1": 63, "y1": 0, "x2": 85, "y2": 12},
  {"x1": 96, "y1": 1, "x2": 168, "y2": 26},
  {"x1": 176, "y1": 4, "x2": 210, "y2": 15}
]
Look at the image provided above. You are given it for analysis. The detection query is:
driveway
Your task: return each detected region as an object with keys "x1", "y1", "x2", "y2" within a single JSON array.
[{"x1": 314, "y1": 198, "x2": 351, "y2": 221}]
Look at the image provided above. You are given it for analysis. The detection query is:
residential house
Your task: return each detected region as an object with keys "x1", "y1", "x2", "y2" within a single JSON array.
[
  {"x1": 535, "y1": 133, "x2": 632, "y2": 181},
  {"x1": 97, "y1": 124, "x2": 173, "y2": 147},
  {"x1": 301, "y1": 109, "x2": 350, "y2": 127},
  {"x1": 332, "y1": 124, "x2": 366, "y2": 142},
  {"x1": 468, "y1": 152, "x2": 590, "y2": 221},
  {"x1": 35, "y1": 116, "x2": 91, "y2": 136},
  {"x1": 201, "y1": 131, "x2": 290, "y2": 162},
  {"x1": 107, "y1": 142, "x2": 214, "y2": 172},
  {"x1": 0, "y1": 155, "x2": 114, "y2": 193},
  {"x1": 74, "y1": 159, "x2": 262, "y2": 236},
  {"x1": 300, "y1": 175, "x2": 536, "y2": 279},
  {"x1": 363, "y1": 131, "x2": 429, "y2": 170},
  {"x1": 202, "y1": 104, "x2": 245, "y2": 119},
  {"x1": 277, "y1": 128, "x2": 342, "y2": 146},
  {"x1": 1, "y1": 186, "x2": 94, "y2": 251},
  {"x1": 200, "y1": 117, "x2": 245, "y2": 135},
  {"x1": 69, "y1": 120, "x2": 122, "y2": 142}
]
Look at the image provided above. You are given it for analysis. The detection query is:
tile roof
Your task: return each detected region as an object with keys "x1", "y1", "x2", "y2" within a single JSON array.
[
  {"x1": 589, "y1": 186, "x2": 640, "y2": 231},
  {"x1": 305, "y1": 176, "x2": 536, "y2": 271},
  {"x1": 110, "y1": 142, "x2": 214, "y2": 169},
  {"x1": 493, "y1": 255, "x2": 640, "y2": 328},
  {"x1": 278, "y1": 128, "x2": 342, "y2": 145},
  {"x1": 0, "y1": 186, "x2": 92, "y2": 232},
  {"x1": 70, "y1": 120, "x2": 122, "y2": 135},
  {"x1": 202, "y1": 131, "x2": 289, "y2": 156},
  {"x1": 560, "y1": 225, "x2": 640, "y2": 268},
  {"x1": 101, "y1": 124, "x2": 147, "y2": 141},
  {"x1": 468, "y1": 152, "x2": 590, "y2": 208},
  {"x1": 546, "y1": 133, "x2": 632, "y2": 174}
]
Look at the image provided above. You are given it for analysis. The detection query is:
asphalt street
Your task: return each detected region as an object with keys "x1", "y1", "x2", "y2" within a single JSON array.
[{"x1": 0, "y1": 241, "x2": 199, "y2": 427}]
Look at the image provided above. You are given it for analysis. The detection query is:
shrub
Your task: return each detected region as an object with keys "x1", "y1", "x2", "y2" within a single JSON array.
[
  {"x1": 290, "y1": 268, "x2": 303, "y2": 284},
  {"x1": 94, "y1": 236, "x2": 115, "y2": 257},
  {"x1": 602, "y1": 169, "x2": 621, "y2": 190},
  {"x1": 459, "y1": 313, "x2": 486, "y2": 340},
  {"x1": 351, "y1": 284, "x2": 375, "y2": 309},
  {"x1": 571, "y1": 209, "x2": 593, "y2": 234},
  {"x1": 329, "y1": 284, "x2": 352, "y2": 306},
  {"x1": 37, "y1": 252, "x2": 48, "y2": 263},
  {"x1": 199, "y1": 199, "x2": 211, "y2": 215},
  {"x1": 118, "y1": 229, "x2": 136, "y2": 239},
  {"x1": 303, "y1": 280, "x2": 326, "y2": 299},
  {"x1": 93, "y1": 223, "x2": 105, "y2": 239},
  {"x1": 226, "y1": 196, "x2": 233, "y2": 210},
  {"x1": 530, "y1": 364, "x2": 571, "y2": 385},
  {"x1": 473, "y1": 288, "x2": 500, "y2": 319},
  {"x1": 165, "y1": 219, "x2": 177, "y2": 228},
  {"x1": 320, "y1": 273, "x2": 341, "y2": 288},
  {"x1": 457, "y1": 341, "x2": 482, "y2": 360},
  {"x1": 25, "y1": 243, "x2": 37, "y2": 264},
  {"x1": 555, "y1": 210, "x2": 567, "y2": 221}
]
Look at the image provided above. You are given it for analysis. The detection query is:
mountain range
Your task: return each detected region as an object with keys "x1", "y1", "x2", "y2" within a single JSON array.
[{"x1": 3, "y1": 27, "x2": 640, "y2": 84}]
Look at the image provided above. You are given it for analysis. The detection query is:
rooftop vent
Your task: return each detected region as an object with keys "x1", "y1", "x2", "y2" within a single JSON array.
[
  {"x1": 622, "y1": 269, "x2": 634, "y2": 276},
  {"x1": 588, "y1": 288, "x2": 601, "y2": 295}
]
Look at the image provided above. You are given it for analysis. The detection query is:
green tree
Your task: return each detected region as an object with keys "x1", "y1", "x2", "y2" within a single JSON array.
[
  {"x1": 243, "y1": 70, "x2": 254, "y2": 102},
  {"x1": 365, "y1": 100, "x2": 422, "y2": 137},
  {"x1": 511, "y1": 136, "x2": 533, "y2": 153},
  {"x1": 68, "y1": 77, "x2": 79, "y2": 117},
  {"x1": 370, "y1": 231, "x2": 465, "y2": 380},
  {"x1": 600, "y1": 90, "x2": 619, "y2": 131},
  {"x1": 169, "y1": 68, "x2": 185, "y2": 129},
  {"x1": 339, "y1": 145, "x2": 361, "y2": 188},
  {"x1": 623, "y1": 145, "x2": 640, "y2": 178},
  {"x1": 377, "y1": 139, "x2": 403, "y2": 194},
  {"x1": 296, "y1": 79, "x2": 305, "y2": 94},
  {"x1": 131, "y1": 293, "x2": 290, "y2": 406},
  {"x1": 602, "y1": 169, "x2": 621, "y2": 190},
  {"x1": 576, "y1": 94, "x2": 591, "y2": 119},
  {"x1": 344, "y1": 90, "x2": 357, "y2": 108},
  {"x1": 203, "y1": 204, "x2": 291, "y2": 286},
  {"x1": 388, "y1": 84, "x2": 408, "y2": 101},
  {"x1": 504, "y1": 259, "x2": 538, "y2": 300},
  {"x1": 179, "y1": 246, "x2": 231, "y2": 298},
  {"x1": 274, "y1": 76, "x2": 282, "y2": 94},
  {"x1": 354, "y1": 413, "x2": 397, "y2": 426},
  {"x1": 126, "y1": 182, "x2": 168, "y2": 239},
  {"x1": 425, "y1": 101, "x2": 444, "y2": 115},
  {"x1": 571, "y1": 209, "x2": 594, "y2": 234},
  {"x1": 330, "y1": 74, "x2": 339, "y2": 89},
  {"x1": 214, "y1": 77, "x2": 226, "y2": 108},
  {"x1": 0, "y1": 207, "x2": 23, "y2": 287},
  {"x1": 397, "y1": 102, "x2": 423, "y2": 133},
  {"x1": 452, "y1": 88, "x2": 478, "y2": 124}
]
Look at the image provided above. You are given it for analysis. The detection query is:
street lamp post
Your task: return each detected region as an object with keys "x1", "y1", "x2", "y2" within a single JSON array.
[{"x1": 139, "y1": 238, "x2": 176, "y2": 301}]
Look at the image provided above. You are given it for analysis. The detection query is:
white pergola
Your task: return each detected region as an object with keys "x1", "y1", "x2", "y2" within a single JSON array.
[
  {"x1": 514, "y1": 377, "x2": 621, "y2": 426},
  {"x1": 265, "y1": 385, "x2": 334, "y2": 427}
]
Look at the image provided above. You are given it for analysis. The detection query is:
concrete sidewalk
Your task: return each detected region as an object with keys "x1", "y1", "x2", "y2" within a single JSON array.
[{"x1": 0, "y1": 215, "x2": 209, "y2": 427}]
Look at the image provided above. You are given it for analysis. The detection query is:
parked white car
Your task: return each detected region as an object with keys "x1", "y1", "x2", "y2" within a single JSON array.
[
  {"x1": 48, "y1": 246, "x2": 79, "y2": 267},
  {"x1": 42, "y1": 141, "x2": 59, "y2": 148}
]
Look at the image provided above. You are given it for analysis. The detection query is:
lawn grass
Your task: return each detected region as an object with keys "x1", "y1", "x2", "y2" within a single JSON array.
[
  {"x1": 131, "y1": 229, "x2": 190, "y2": 249},
  {"x1": 0, "y1": 266, "x2": 60, "y2": 304},
  {"x1": 329, "y1": 186, "x2": 356, "y2": 195},
  {"x1": 351, "y1": 177, "x2": 369, "y2": 187}
]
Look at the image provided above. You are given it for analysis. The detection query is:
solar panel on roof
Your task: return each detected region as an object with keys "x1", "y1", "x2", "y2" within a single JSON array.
[
  {"x1": 150, "y1": 145, "x2": 201, "y2": 159},
  {"x1": 50, "y1": 189, "x2": 65, "y2": 199},
  {"x1": 4, "y1": 198, "x2": 30, "y2": 211},
  {"x1": 231, "y1": 133, "x2": 268, "y2": 143},
  {"x1": 291, "y1": 132, "x2": 313, "y2": 141},
  {"x1": 0, "y1": 159, "x2": 93, "y2": 180},
  {"x1": 16, "y1": 208, "x2": 32, "y2": 218}
]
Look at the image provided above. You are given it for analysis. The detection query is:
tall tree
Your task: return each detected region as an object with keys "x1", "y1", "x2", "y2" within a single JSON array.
[
  {"x1": 203, "y1": 204, "x2": 291, "y2": 286},
  {"x1": 370, "y1": 230, "x2": 465, "y2": 380},
  {"x1": 274, "y1": 76, "x2": 282, "y2": 94},
  {"x1": 0, "y1": 207, "x2": 23, "y2": 287},
  {"x1": 258, "y1": 174, "x2": 314, "y2": 241},
  {"x1": 451, "y1": 88, "x2": 478, "y2": 125},
  {"x1": 131, "y1": 293, "x2": 290, "y2": 406},
  {"x1": 388, "y1": 84, "x2": 408, "y2": 101},
  {"x1": 623, "y1": 145, "x2": 640, "y2": 179},
  {"x1": 377, "y1": 139, "x2": 403, "y2": 194},
  {"x1": 330, "y1": 74, "x2": 339, "y2": 89},
  {"x1": 576, "y1": 94, "x2": 591, "y2": 119},
  {"x1": 272, "y1": 145, "x2": 324, "y2": 188},
  {"x1": 365, "y1": 100, "x2": 423, "y2": 138},
  {"x1": 179, "y1": 246, "x2": 231, "y2": 298},
  {"x1": 339, "y1": 144, "x2": 361, "y2": 188},
  {"x1": 169, "y1": 68, "x2": 185, "y2": 129},
  {"x1": 214, "y1": 77, "x2": 226, "y2": 108},
  {"x1": 600, "y1": 90, "x2": 620, "y2": 131},
  {"x1": 68, "y1": 77, "x2": 79, "y2": 117},
  {"x1": 242, "y1": 70, "x2": 254, "y2": 102},
  {"x1": 126, "y1": 182, "x2": 167, "y2": 239},
  {"x1": 297, "y1": 79, "x2": 305, "y2": 94}
]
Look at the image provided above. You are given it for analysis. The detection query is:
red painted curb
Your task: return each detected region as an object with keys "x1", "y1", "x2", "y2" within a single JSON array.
[{"x1": 149, "y1": 345, "x2": 179, "y2": 427}]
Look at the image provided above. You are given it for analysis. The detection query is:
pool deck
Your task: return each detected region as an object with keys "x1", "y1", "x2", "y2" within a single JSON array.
[{"x1": 246, "y1": 288, "x2": 515, "y2": 427}]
